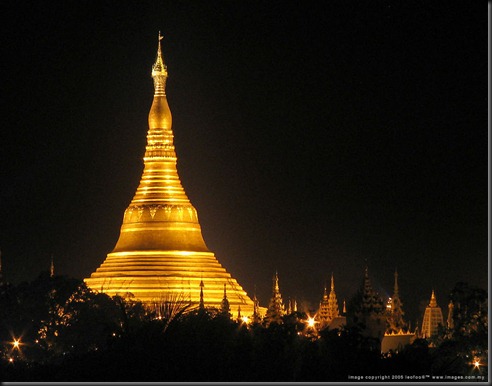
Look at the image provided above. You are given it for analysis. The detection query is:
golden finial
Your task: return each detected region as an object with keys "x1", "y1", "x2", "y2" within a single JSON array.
[
  {"x1": 429, "y1": 289, "x2": 438, "y2": 307},
  {"x1": 152, "y1": 31, "x2": 167, "y2": 95}
]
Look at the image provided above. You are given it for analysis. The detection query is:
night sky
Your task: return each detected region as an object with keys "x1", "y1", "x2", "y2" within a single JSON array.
[{"x1": 0, "y1": 1, "x2": 487, "y2": 325}]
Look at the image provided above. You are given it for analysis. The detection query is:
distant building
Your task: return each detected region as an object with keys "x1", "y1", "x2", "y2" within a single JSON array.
[
  {"x1": 385, "y1": 269, "x2": 408, "y2": 334},
  {"x1": 420, "y1": 290, "x2": 444, "y2": 339},
  {"x1": 317, "y1": 273, "x2": 346, "y2": 329},
  {"x1": 264, "y1": 272, "x2": 285, "y2": 325},
  {"x1": 348, "y1": 265, "x2": 386, "y2": 344},
  {"x1": 381, "y1": 270, "x2": 415, "y2": 353}
]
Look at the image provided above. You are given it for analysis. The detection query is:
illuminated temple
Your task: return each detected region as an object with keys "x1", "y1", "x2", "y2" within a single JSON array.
[{"x1": 85, "y1": 34, "x2": 255, "y2": 315}]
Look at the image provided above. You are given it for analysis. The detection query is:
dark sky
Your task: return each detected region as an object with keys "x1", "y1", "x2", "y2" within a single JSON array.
[{"x1": 0, "y1": 1, "x2": 487, "y2": 325}]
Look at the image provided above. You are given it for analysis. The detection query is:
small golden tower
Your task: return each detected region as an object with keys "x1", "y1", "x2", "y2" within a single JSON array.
[
  {"x1": 421, "y1": 289, "x2": 444, "y2": 339},
  {"x1": 85, "y1": 33, "x2": 254, "y2": 315},
  {"x1": 317, "y1": 273, "x2": 340, "y2": 327}
]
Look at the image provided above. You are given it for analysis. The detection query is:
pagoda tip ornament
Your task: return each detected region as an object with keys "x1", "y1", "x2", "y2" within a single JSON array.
[{"x1": 151, "y1": 32, "x2": 167, "y2": 94}]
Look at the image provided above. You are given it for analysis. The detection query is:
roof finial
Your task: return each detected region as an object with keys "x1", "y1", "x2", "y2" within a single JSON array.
[
  {"x1": 274, "y1": 270, "x2": 279, "y2": 291},
  {"x1": 152, "y1": 31, "x2": 168, "y2": 95},
  {"x1": 429, "y1": 289, "x2": 438, "y2": 307}
]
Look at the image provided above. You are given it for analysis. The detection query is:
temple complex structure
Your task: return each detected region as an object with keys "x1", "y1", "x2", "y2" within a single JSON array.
[
  {"x1": 348, "y1": 265, "x2": 386, "y2": 346},
  {"x1": 420, "y1": 290, "x2": 444, "y2": 339},
  {"x1": 317, "y1": 274, "x2": 343, "y2": 328},
  {"x1": 385, "y1": 270, "x2": 407, "y2": 334},
  {"x1": 381, "y1": 270, "x2": 415, "y2": 353},
  {"x1": 85, "y1": 34, "x2": 255, "y2": 315},
  {"x1": 264, "y1": 271, "x2": 285, "y2": 325}
]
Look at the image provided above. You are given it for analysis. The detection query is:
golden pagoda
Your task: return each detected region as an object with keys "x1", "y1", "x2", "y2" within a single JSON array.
[
  {"x1": 85, "y1": 33, "x2": 255, "y2": 315},
  {"x1": 317, "y1": 273, "x2": 340, "y2": 327},
  {"x1": 420, "y1": 289, "x2": 444, "y2": 339}
]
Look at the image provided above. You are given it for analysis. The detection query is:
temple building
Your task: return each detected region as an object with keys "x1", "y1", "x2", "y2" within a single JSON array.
[
  {"x1": 420, "y1": 289, "x2": 444, "y2": 339},
  {"x1": 385, "y1": 269, "x2": 407, "y2": 334},
  {"x1": 264, "y1": 271, "x2": 285, "y2": 325},
  {"x1": 317, "y1": 273, "x2": 345, "y2": 329},
  {"x1": 85, "y1": 34, "x2": 255, "y2": 315},
  {"x1": 381, "y1": 270, "x2": 415, "y2": 353},
  {"x1": 348, "y1": 265, "x2": 386, "y2": 344}
]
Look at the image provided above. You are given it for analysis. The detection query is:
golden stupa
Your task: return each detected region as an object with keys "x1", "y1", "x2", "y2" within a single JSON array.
[{"x1": 85, "y1": 33, "x2": 255, "y2": 315}]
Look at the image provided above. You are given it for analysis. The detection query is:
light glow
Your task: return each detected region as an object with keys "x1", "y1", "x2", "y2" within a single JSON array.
[
  {"x1": 474, "y1": 358, "x2": 481, "y2": 369},
  {"x1": 12, "y1": 339, "x2": 20, "y2": 349}
]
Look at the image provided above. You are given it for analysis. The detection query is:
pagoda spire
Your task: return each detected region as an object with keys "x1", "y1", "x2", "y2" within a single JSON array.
[
  {"x1": 359, "y1": 264, "x2": 384, "y2": 314},
  {"x1": 199, "y1": 279, "x2": 205, "y2": 311},
  {"x1": 328, "y1": 273, "x2": 339, "y2": 320},
  {"x1": 252, "y1": 286, "x2": 261, "y2": 323},
  {"x1": 386, "y1": 269, "x2": 406, "y2": 333},
  {"x1": 318, "y1": 278, "x2": 331, "y2": 325},
  {"x1": 429, "y1": 289, "x2": 438, "y2": 307},
  {"x1": 152, "y1": 31, "x2": 168, "y2": 96},
  {"x1": 220, "y1": 283, "x2": 231, "y2": 316},
  {"x1": 421, "y1": 289, "x2": 444, "y2": 339},
  {"x1": 84, "y1": 34, "x2": 255, "y2": 315},
  {"x1": 265, "y1": 271, "x2": 285, "y2": 325},
  {"x1": 50, "y1": 254, "x2": 54, "y2": 278},
  {"x1": 318, "y1": 274, "x2": 340, "y2": 327}
]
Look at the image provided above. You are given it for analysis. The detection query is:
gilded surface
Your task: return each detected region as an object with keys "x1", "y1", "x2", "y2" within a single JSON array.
[{"x1": 85, "y1": 35, "x2": 255, "y2": 315}]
